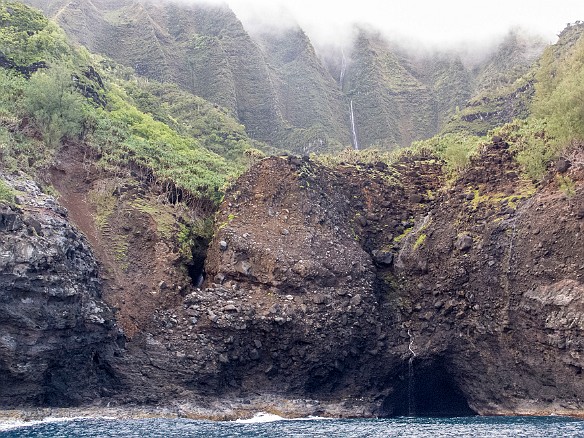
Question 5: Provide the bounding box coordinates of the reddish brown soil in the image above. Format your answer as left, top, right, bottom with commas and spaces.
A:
49, 143, 192, 338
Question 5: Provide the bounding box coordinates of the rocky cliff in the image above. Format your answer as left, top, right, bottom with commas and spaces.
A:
1, 139, 583, 417
200, 140, 584, 416
2, 1, 584, 419
0, 173, 119, 407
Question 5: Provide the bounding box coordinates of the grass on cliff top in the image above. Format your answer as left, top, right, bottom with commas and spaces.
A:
89, 84, 238, 204
108, 64, 266, 163
314, 131, 481, 179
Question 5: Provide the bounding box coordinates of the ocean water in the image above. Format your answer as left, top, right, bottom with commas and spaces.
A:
1, 413, 583, 438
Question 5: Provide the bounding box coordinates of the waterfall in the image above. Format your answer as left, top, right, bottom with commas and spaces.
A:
407, 329, 417, 417
195, 272, 205, 288
350, 100, 359, 150
340, 50, 347, 88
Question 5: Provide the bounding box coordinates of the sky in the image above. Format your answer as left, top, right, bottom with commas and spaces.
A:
217, 0, 584, 50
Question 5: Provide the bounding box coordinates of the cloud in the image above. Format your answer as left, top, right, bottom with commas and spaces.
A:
222, 0, 584, 50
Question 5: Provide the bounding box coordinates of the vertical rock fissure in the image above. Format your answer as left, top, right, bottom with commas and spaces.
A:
188, 236, 210, 288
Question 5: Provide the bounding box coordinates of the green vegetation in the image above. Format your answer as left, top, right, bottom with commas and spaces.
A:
0, 0, 582, 235
393, 226, 413, 244
112, 237, 129, 270
0, 2, 257, 207
466, 183, 536, 211
413, 233, 427, 250
18, 0, 559, 153
313, 21, 583, 188
23, 66, 86, 147
484, 23, 584, 181
217, 212, 236, 230
0, 179, 14, 205
177, 215, 213, 261
0, 2, 71, 65
255, 28, 349, 153
495, 119, 558, 180
411, 132, 482, 174
313, 147, 395, 167
532, 24, 584, 145
119, 77, 263, 163
88, 180, 118, 230
0, 2, 93, 173
442, 29, 546, 137
90, 85, 235, 203
557, 175, 576, 197
345, 32, 438, 148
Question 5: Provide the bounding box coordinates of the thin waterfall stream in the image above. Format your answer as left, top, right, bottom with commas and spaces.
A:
340, 50, 347, 88
350, 100, 359, 150
407, 329, 417, 417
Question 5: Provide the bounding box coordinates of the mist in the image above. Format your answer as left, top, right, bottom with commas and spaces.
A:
210, 0, 584, 53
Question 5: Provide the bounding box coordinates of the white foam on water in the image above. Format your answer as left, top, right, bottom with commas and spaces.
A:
0, 416, 116, 431
235, 412, 286, 423
234, 412, 333, 423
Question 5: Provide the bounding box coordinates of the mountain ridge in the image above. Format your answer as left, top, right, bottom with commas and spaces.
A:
23, 0, 548, 151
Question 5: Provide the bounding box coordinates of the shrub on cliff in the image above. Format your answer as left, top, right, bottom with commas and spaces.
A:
88, 85, 236, 204
495, 119, 558, 181
23, 66, 86, 147
0, 2, 70, 65
0, 179, 14, 205
491, 24, 584, 181
411, 132, 482, 174
533, 24, 584, 144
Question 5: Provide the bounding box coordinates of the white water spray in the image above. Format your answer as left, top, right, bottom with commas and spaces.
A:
350, 100, 359, 150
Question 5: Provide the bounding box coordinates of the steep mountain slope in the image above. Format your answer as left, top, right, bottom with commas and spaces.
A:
252, 27, 350, 152
23, 0, 547, 151
443, 30, 547, 135
341, 30, 473, 148
24, 0, 294, 148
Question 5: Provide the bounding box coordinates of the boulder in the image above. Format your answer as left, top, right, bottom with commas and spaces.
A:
455, 233, 473, 251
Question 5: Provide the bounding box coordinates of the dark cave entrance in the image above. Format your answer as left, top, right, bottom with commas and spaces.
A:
187, 235, 209, 288
381, 359, 477, 417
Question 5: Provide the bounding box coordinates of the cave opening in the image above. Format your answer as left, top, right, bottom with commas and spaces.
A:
381, 359, 476, 417
187, 235, 209, 288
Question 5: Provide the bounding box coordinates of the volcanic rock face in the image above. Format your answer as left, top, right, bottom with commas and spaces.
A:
202, 144, 584, 416
0, 175, 118, 407
375, 143, 584, 416
1, 143, 583, 417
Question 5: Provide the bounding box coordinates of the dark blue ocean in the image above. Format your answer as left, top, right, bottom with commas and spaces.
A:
1, 414, 584, 438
